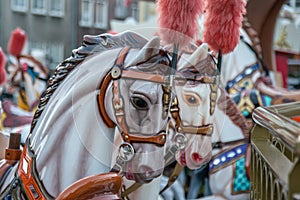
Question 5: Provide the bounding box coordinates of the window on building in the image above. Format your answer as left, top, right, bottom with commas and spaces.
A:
79, 0, 94, 27
138, 2, 156, 22
11, 0, 28, 12
31, 0, 47, 15
296, 0, 300, 8
48, 43, 64, 69
49, 0, 65, 17
30, 41, 64, 70
114, 0, 128, 19
287, 0, 300, 13
94, 0, 108, 29
131, 2, 139, 22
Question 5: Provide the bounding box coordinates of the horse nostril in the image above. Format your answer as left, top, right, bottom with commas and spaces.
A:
192, 152, 203, 163
140, 165, 154, 178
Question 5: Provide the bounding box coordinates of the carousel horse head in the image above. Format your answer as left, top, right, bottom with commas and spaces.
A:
166, 43, 221, 169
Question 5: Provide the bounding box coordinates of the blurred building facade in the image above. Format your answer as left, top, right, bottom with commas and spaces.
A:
0, 0, 75, 70
0, 0, 156, 71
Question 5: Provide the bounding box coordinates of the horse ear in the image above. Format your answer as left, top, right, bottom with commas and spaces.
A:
125, 36, 161, 67
0, 47, 7, 85
177, 43, 208, 70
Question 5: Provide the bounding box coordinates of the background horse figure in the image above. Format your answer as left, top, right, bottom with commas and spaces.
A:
3, 27, 49, 113
6, 51, 49, 113
0, 28, 50, 146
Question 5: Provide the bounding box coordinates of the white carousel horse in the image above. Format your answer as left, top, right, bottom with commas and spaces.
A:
171, 43, 218, 170
0, 31, 219, 200
177, 28, 258, 200
0, 32, 175, 199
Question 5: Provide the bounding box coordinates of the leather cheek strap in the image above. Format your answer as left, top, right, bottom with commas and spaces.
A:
97, 72, 115, 128
122, 133, 166, 146
97, 47, 131, 128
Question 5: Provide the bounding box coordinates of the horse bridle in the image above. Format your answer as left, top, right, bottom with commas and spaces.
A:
98, 48, 217, 142
98, 47, 219, 197
98, 47, 168, 147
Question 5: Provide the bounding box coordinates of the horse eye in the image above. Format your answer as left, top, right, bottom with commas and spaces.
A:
188, 96, 196, 103
131, 97, 149, 110
184, 94, 200, 105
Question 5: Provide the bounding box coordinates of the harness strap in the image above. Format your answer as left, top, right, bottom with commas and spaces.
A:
17, 144, 53, 200
122, 70, 166, 83
210, 83, 218, 115
0, 133, 22, 192
122, 133, 166, 146
159, 163, 183, 194
213, 138, 249, 149
97, 47, 131, 128
98, 71, 115, 128
121, 167, 184, 198
209, 142, 248, 174
121, 183, 142, 198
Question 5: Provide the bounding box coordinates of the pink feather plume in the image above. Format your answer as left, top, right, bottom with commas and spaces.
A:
7, 27, 27, 56
203, 0, 246, 54
0, 48, 7, 85
157, 0, 204, 46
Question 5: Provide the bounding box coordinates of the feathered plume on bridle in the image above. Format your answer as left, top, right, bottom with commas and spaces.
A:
157, 0, 204, 47
157, 0, 246, 54
203, 0, 247, 54
7, 27, 27, 57
0, 47, 7, 85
